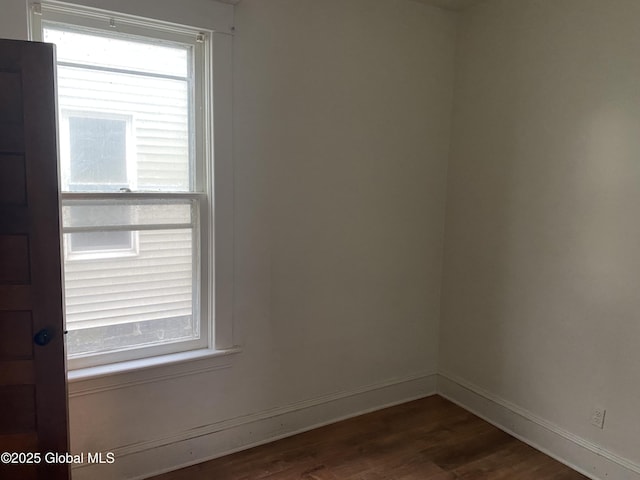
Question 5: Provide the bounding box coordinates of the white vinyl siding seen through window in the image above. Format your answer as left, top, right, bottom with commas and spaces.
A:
31, 2, 219, 369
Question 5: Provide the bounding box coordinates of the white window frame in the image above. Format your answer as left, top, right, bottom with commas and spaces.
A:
30, 0, 237, 374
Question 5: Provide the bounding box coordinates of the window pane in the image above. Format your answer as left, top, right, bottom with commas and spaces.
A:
66, 316, 197, 356
58, 64, 191, 192
43, 27, 189, 78
70, 231, 133, 252
63, 228, 196, 356
62, 200, 193, 229
38, 13, 210, 366
66, 203, 135, 255
69, 117, 127, 186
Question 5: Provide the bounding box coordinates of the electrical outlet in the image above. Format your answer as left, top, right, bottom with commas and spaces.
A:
591, 406, 606, 429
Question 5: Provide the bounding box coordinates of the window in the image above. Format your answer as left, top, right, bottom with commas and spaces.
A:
63, 113, 137, 257
68, 116, 128, 189
30, 2, 221, 369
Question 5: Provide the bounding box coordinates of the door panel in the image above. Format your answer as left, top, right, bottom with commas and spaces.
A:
0, 39, 70, 480
0, 154, 27, 205
0, 235, 31, 283
0, 311, 33, 358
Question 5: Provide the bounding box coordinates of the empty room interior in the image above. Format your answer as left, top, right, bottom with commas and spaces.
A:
1, 0, 639, 479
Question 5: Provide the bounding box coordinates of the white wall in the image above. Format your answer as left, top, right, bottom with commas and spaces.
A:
234, 0, 455, 400
2, 1, 457, 478
6, 0, 640, 477
440, 0, 640, 474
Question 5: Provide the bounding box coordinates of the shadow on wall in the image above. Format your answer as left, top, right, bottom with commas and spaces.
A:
440, 0, 640, 462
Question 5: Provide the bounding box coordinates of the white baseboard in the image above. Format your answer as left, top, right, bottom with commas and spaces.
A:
71, 372, 437, 480
71, 370, 640, 480
438, 372, 640, 480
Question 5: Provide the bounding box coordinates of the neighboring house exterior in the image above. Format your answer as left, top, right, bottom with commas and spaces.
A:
55, 54, 195, 354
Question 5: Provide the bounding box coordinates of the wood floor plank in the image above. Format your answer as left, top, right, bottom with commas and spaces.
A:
149, 396, 588, 480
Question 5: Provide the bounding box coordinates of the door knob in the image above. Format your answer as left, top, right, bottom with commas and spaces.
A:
34, 328, 53, 346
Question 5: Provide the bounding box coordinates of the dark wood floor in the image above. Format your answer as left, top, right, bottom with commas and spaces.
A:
150, 395, 588, 480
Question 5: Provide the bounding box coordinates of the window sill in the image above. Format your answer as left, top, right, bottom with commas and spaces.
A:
67, 347, 241, 397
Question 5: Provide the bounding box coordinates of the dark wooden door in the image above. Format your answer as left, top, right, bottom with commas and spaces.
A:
0, 39, 70, 480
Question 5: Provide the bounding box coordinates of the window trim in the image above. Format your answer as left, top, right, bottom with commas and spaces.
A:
29, 0, 238, 373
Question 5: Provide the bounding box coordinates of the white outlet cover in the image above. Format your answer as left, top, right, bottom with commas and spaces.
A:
591, 407, 606, 429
